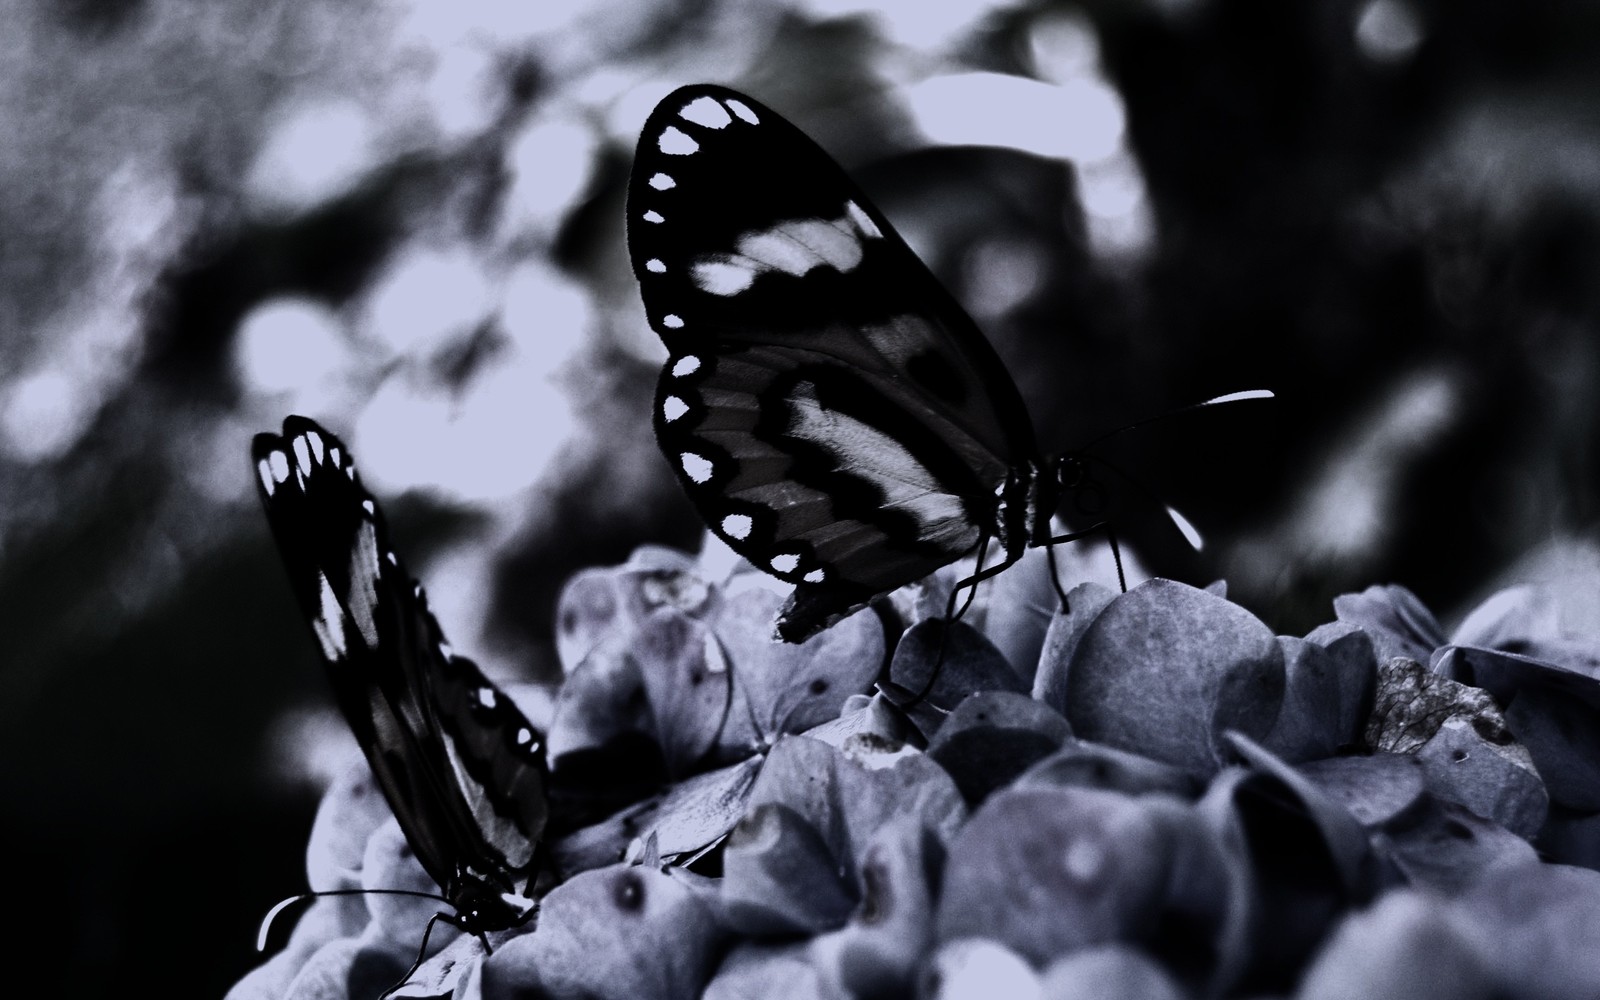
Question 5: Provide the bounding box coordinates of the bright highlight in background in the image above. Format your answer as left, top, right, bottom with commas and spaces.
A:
905, 72, 1126, 165
235, 298, 350, 394
246, 100, 377, 214
364, 247, 495, 355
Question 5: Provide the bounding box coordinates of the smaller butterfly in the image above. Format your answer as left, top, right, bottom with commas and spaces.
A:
252, 416, 550, 961
627, 85, 1269, 642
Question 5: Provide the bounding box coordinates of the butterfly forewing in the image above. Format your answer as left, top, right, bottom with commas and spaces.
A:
252, 416, 547, 929
628, 85, 1043, 639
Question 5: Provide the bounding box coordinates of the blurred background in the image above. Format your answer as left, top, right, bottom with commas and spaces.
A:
1, 0, 1596, 994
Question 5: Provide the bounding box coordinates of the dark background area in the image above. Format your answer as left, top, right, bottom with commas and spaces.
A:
1, 0, 1596, 996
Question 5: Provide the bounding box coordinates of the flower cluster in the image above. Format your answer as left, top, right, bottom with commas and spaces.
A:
229, 544, 1600, 999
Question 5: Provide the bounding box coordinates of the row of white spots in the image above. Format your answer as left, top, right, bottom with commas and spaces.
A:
641, 97, 763, 330
645, 95, 828, 591
257, 429, 356, 500
690, 201, 882, 298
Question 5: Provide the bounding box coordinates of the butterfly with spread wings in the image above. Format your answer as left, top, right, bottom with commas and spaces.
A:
252, 416, 549, 950
628, 85, 1262, 643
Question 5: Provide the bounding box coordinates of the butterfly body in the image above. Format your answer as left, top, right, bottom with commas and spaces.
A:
253, 416, 549, 937
628, 85, 1074, 640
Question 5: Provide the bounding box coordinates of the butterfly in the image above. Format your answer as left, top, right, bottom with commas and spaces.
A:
252, 416, 550, 949
627, 85, 1259, 643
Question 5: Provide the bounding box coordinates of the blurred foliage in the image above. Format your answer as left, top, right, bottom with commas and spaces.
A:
0, 0, 1597, 995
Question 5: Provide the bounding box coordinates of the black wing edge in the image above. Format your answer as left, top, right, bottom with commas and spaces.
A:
250, 415, 550, 916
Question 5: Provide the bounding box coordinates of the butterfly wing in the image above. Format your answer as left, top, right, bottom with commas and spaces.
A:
252, 416, 548, 923
627, 85, 1041, 640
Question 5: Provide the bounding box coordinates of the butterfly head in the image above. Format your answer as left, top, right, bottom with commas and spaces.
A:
1048, 453, 1110, 522
448, 868, 539, 934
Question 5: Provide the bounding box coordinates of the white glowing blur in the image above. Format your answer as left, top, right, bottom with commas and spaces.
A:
246, 100, 377, 214
353, 347, 576, 503
905, 73, 1126, 166
499, 262, 591, 365
418, 42, 499, 140
1355, 0, 1423, 63
501, 115, 600, 237
363, 247, 494, 355
925, 939, 1043, 1000
0, 367, 92, 463
1297, 368, 1461, 564
794, 0, 1011, 50
235, 297, 351, 394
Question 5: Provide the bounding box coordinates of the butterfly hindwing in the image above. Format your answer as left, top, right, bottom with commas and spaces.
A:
253, 416, 547, 929
628, 85, 1043, 639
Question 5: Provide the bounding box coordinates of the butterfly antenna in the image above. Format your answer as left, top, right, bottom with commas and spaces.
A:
378, 910, 464, 1000
255, 888, 455, 951
1062, 456, 1206, 556
1076, 389, 1275, 456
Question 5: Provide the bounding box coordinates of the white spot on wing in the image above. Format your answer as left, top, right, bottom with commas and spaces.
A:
727, 99, 759, 124
663, 314, 684, 329
477, 687, 497, 709
646, 258, 666, 273
662, 395, 688, 422
687, 208, 873, 298
658, 126, 699, 155
771, 553, 800, 574
672, 355, 700, 377
649, 173, 675, 190
679, 96, 733, 129
804, 568, 825, 583
722, 513, 752, 540
692, 259, 757, 295
268, 450, 290, 484
681, 452, 713, 483
292, 436, 313, 476
306, 430, 325, 464
643, 210, 664, 223
329, 446, 343, 467
361, 499, 375, 515
257, 458, 277, 495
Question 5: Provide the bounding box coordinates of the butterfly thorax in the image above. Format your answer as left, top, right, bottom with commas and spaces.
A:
994, 458, 1062, 559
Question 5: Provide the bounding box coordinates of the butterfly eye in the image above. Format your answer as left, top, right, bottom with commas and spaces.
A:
1055, 456, 1088, 490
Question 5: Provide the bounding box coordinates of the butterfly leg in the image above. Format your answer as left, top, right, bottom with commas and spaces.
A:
942, 534, 993, 626
1041, 521, 1128, 612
